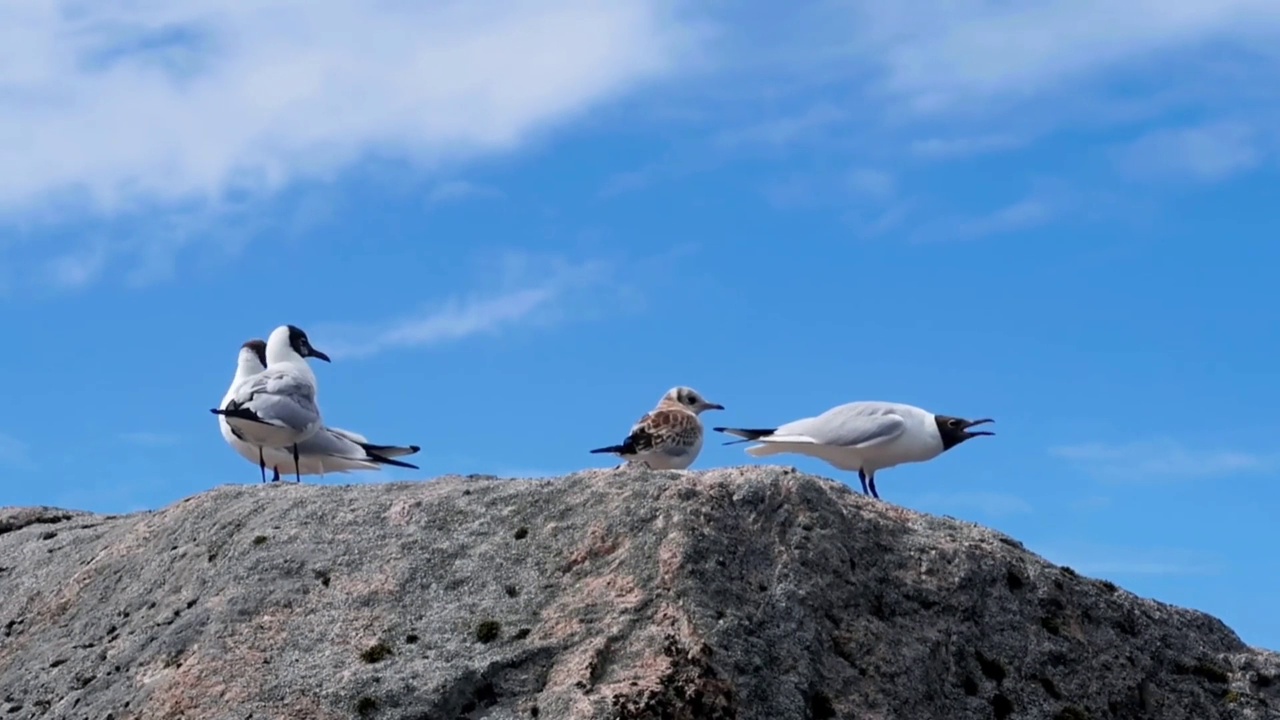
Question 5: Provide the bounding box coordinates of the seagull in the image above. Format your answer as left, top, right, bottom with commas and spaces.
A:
217, 339, 422, 482
714, 401, 994, 500
589, 386, 724, 470
211, 325, 329, 483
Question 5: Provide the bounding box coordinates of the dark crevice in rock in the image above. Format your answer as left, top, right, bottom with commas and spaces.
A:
0, 509, 80, 536
610, 634, 737, 720
420, 648, 557, 720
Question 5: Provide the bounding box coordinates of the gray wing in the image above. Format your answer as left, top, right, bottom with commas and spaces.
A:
776, 404, 907, 448
326, 426, 417, 458
296, 426, 366, 459
327, 427, 370, 444
234, 368, 319, 431
242, 392, 318, 432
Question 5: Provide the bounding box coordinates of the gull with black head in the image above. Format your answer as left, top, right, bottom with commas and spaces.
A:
714, 400, 994, 500
216, 339, 422, 482
211, 325, 330, 483
590, 386, 725, 470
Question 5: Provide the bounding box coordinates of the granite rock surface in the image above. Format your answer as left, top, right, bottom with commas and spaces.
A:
1, 466, 1276, 720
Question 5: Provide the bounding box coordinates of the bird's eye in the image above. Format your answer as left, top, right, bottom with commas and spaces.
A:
948, 419, 962, 428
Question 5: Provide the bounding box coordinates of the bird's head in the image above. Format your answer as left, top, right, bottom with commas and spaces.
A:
662, 386, 725, 414
934, 415, 995, 450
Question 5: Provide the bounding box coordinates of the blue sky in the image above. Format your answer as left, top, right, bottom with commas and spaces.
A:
2, 1, 1278, 650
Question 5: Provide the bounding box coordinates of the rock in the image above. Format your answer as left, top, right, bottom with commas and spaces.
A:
0, 466, 1275, 720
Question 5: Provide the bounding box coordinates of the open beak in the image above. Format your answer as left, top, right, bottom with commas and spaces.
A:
308, 348, 331, 363
963, 418, 995, 436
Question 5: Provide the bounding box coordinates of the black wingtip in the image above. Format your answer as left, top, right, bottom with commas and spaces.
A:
712, 426, 776, 437
713, 426, 777, 446
361, 442, 423, 457
212, 406, 267, 424
365, 449, 420, 470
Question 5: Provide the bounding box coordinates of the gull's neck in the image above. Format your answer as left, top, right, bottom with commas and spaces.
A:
234, 353, 265, 384
264, 343, 304, 367
654, 398, 688, 413
265, 345, 319, 390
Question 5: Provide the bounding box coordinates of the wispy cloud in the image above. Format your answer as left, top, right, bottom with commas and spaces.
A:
836, 1, 1280, 114
845, 168, 896, 201
954, 197, 1054, 239
1036, 542, 1221, 577
914, 491, 1033, 518
316, 251, 619, 359
599, 165, 664, 197
45, 241, 112, 290
0, 431, 29, 467
0, 2, 697, 217
910, 135, 1027, 160
713, 105, 849, 149
596, 148, 723, 199
1050, 439, 1278, 481
1071, 495, 1112, 511
911, 194, 1055, 243
1116, 121, 1264, 183
426, 180, 505, 206
23, 200, 275, 292
762, 166, 899, 210
118, 432, 182, 448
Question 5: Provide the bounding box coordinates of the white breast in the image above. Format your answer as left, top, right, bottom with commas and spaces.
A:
859, 409, 943, 473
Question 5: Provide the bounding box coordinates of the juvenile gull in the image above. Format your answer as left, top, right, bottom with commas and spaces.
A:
590, 386, 724, 470
211, 324, 329, 483
217, 339, 422, 482
714, 400, 994, 499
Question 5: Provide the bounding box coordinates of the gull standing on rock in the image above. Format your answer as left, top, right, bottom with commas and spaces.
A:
211, 325, 329, 483
217, 339, 422, 482
589, 386, 724, 470
714, 401, 994, 500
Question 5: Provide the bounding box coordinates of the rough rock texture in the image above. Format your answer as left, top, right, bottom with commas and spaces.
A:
1, 466, 1277, 720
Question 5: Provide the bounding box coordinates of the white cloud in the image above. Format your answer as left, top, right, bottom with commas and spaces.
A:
25, 202, 265, 291
45, 241, 112, 290
1036, 542, 1220, 576
0, 0, 699, 216
118, 431, 182, 447
947, 194, 1054, 239
1071, 495, 1112, 511
914, 491, 1032, 518
910, 135, 1027, 160
761, 167, 898, 211
599, 165, 662, 197
712, 105, 848, 148
426, 180, 504, 206
845, 167, 895, 201
842, 0, 1280, 113
0, 432, 30, 467
1116, 121, 1263, 183
1050, 439, 1277, 481
316, 250, 617, 359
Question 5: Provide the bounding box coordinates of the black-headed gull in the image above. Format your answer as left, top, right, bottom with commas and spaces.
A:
216, 338, 421, 482
211, 325, 329, 483
715, 400, 994, 499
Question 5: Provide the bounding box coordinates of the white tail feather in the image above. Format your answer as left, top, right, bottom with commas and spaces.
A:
743, 435, 818, 457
